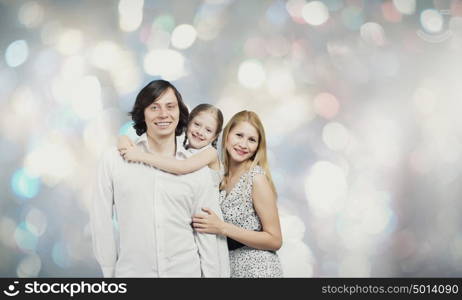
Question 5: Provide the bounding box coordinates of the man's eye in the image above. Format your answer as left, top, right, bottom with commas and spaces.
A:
151, 106, 158, 110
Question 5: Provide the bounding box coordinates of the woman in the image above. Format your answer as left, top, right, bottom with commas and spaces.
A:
192, 110, 283, 277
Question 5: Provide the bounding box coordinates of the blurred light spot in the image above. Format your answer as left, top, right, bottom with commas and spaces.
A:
84, 109, 118, 157
322, 122, 350, 151
112, 67, 141, 95
119, 0, 144, 32
238, 59, 266, 89
286, 0, 307, 24
302, 1, 329, 26
53, 73, 102, 117
394, 229, 418, 259
119, 121, 138, 141
420, 9, 444, 33
194, 3, 227, 41
244, 37, 267, 58
264, 95, 314, 139
171, 24, 197, 49
305, 161, 347, 216
91, 41, 121, 70
147, 28, 171, 49
313, 92, 340, 119
104, 50, 141, 95
0, 68, 19, 97
144, 49, 186, 81
361, 116, 402, 168
5, 40, 29, 67
60, 55, 85, 80
339, 256, 371, 277
57, 29, 83, 55
11, 169, 40, 199
381, 1, 402, 23
266, 0, 288, 26
11, 86, 39, 118
337, 222, 369, 251
266, 69, 295, 97
373, 51, 400, 77
18, 2, 44, 28
34, 49, 60, 78
342, 6, 364, 30
17, 254, 41, 277
417, 28, 453, 43
326, 40, 351, 57
215, 95, 247, 123
14, 222, 38, 252
52, 242, 71, 268
362, 203, 393, 235
25, 208, 47, 237
278, 208, 314, 277
265, 36, 290, 57
70, 76, 103, 120
409, 148, 432, 174
40, 21, 61, 45
152, 14, 175, 32
0, 218, 17, 248
360, 22, 386, 46
392, 0, 415, 15
449, 16, 462, 32
24, 140, 77, 186
324, 0, 343, 11
413, 87, 437, 116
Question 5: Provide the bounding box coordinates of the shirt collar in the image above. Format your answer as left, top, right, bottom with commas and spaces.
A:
134, 133, 189, 158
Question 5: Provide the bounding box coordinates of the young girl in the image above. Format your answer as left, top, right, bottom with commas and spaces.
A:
118, 104, 223, 177
191, 110, 283, 278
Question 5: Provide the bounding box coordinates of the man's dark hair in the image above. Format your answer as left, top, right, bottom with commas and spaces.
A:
129, 80, 189, 136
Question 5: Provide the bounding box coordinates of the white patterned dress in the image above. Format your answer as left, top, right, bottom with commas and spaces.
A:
219, 166, 283, 278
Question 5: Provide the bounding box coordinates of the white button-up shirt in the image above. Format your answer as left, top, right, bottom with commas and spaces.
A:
91, 133, 230, 277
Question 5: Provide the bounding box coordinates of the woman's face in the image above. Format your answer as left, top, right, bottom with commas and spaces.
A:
186, 111, 218, 149
225, 121, 259, 164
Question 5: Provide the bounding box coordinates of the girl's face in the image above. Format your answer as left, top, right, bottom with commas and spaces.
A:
225, 121, 259, 164
187, 111, 219, 149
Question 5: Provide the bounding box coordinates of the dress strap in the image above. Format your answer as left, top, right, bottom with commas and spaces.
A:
249, 165, 265, 178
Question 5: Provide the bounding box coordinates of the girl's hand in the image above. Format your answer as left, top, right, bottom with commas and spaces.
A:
192, 208, 226, 235
117, 135, 134, 154
120, 147, 144, 163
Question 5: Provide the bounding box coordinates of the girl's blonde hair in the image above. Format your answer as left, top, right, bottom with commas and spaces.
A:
221, 110, 277, 196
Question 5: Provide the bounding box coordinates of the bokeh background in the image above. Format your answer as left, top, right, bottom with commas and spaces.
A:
1, 0, 462, 277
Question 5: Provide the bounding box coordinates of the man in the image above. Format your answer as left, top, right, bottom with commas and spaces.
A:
91, 80, 229, 277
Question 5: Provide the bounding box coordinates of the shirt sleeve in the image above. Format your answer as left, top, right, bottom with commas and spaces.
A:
90, 150, 118, 278
193, 170, 230, 278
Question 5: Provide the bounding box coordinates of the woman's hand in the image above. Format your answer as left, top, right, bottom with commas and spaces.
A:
120, 146, 145, 163
192, 208, 226, 236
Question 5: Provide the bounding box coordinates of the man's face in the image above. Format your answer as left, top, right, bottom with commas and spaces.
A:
143, 88, 180, 139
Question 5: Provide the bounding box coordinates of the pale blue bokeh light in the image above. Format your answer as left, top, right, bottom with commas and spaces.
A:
11, 169, 40, 199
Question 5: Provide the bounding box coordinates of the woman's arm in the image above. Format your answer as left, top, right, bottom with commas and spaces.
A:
193, 174, 282, 251
122, 146, 218, 175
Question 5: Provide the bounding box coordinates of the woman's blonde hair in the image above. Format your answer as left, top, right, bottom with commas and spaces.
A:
221, 110, 277, 196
